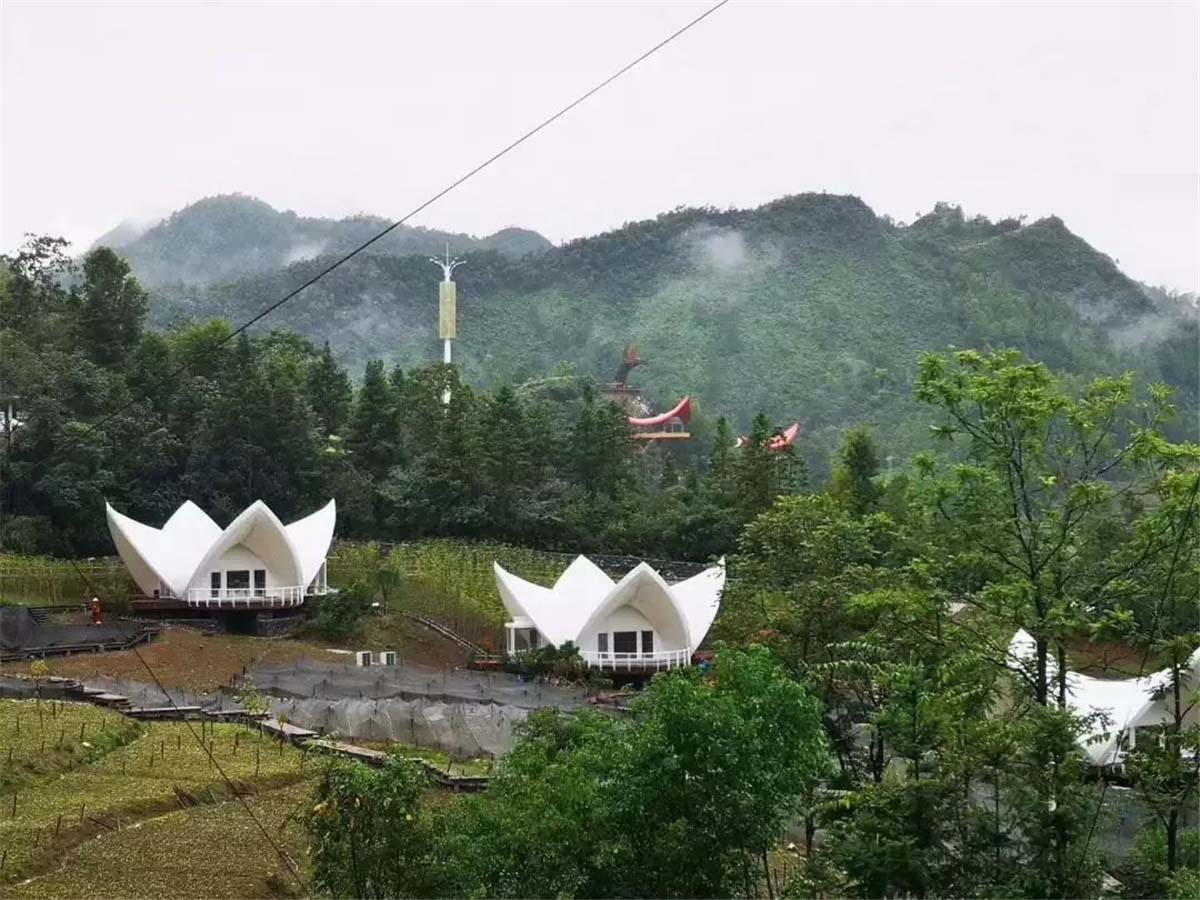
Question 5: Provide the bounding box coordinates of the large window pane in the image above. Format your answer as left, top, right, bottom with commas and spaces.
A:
613, 631, 637, 654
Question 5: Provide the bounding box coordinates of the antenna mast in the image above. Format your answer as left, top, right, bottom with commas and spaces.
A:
429, 242, 465, 403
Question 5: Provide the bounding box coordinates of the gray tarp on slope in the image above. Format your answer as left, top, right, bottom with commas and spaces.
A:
246, 659, 587, 709
0, 607, 140, 653
247, 660, 575, 758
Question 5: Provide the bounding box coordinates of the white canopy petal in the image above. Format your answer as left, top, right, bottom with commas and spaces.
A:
284, 499, 337, 587
667, 558, 726, 650
576, 563, 691, 650
106, 501, 221, 597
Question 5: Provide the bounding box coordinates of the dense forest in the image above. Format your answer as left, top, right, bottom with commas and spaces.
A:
0, 237, 800, 558
105, 192, 1198, 480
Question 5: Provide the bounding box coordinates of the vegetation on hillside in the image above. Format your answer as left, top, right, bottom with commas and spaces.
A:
0, 240, 800, 556
1, 194, 1197, 899
0, 703, 310, 890
124, 194, 1197, 478
93, 193, 551, 286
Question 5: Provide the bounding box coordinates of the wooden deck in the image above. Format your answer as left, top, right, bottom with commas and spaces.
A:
128, 595, 305, 614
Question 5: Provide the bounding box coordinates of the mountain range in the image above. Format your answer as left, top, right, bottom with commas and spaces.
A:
96, 193, 1198, 475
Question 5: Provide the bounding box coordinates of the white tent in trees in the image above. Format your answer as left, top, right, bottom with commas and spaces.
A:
1007, 629, 1200, 767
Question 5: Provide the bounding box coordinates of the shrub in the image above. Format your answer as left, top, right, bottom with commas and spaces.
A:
1119, 827, 1200, 899
311, 581, 373, 641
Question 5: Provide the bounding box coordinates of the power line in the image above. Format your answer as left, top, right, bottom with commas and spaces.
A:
22, 0, 732, 477
130, 643, 312, 898
66, 559, 309, 896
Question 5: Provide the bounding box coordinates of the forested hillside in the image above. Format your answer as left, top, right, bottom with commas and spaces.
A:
134, 194, 1198, 473
95, 194, 551, 286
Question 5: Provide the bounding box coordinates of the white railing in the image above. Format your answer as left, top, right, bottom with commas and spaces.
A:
184, 585, 307, 608
579, 648, 693, 671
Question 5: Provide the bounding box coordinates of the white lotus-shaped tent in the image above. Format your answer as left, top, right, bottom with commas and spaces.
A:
1007, 629, 1200, 766
106, 499, 336, 608
493, 556, 724, 670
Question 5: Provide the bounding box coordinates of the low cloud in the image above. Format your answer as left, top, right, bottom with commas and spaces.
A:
284, 240, 327, 265
684, 225, 749, 272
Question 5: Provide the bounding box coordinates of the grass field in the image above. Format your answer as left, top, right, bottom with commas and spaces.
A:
0, 700, 312, 892
7, 779, 315, 899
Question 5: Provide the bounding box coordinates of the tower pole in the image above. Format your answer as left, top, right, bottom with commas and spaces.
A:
429, 243, 464, 405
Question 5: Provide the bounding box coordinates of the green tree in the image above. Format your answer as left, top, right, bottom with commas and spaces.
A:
306, 755, 435, 898
309, 647, 831, 899
308, 341, 353, 437
830, 427, 882, 516
914, 349, 1178, 706
73, 247, 149, 368
347, 360, 401, 479
0, 235, 73, 344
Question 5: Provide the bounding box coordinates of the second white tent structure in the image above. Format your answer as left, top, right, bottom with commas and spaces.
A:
493, 555, 724, 671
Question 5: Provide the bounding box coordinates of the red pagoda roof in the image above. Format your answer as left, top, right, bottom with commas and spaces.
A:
627, 396, 692, 428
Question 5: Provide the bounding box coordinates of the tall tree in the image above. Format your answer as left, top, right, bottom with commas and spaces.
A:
347, 360, 401, 480
915, 349, 1178, 705
308, 341, 353, 437
73, 247, 148, 368
830, 427, 882, 516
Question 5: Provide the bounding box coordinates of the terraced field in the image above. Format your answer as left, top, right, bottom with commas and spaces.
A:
0, 701, 314, 897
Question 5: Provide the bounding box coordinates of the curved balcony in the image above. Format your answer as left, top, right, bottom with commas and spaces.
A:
579, 648, 693, 671
183, 586, 307, 609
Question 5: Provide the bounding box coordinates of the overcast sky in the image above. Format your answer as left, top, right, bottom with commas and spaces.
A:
2, 1, 1197, 291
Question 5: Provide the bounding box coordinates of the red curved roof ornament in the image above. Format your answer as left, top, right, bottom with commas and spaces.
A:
769, 422, 800, 450
734, 422, 801, 451
628, 396, 692, 428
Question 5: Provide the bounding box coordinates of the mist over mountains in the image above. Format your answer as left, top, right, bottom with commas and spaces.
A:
98, 192, 1197, 474
93, 194, 552, 286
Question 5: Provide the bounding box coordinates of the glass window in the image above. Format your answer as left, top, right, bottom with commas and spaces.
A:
514, 628, 538, 654
210, 572, 221, 598
253, 569, 266, 596
598, 633, 609, 656
613, 631, 637, 654
226, 570, 250, 593
641, 631, 654, 656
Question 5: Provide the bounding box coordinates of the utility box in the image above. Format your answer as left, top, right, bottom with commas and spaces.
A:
438, 281, 457, 340
355, 650, 372, 667
380, 650, 398, 666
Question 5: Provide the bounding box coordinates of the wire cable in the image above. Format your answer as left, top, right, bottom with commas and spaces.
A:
24, 0, 732, 474
130, 643, 312, 898
66, 558, 310, 896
